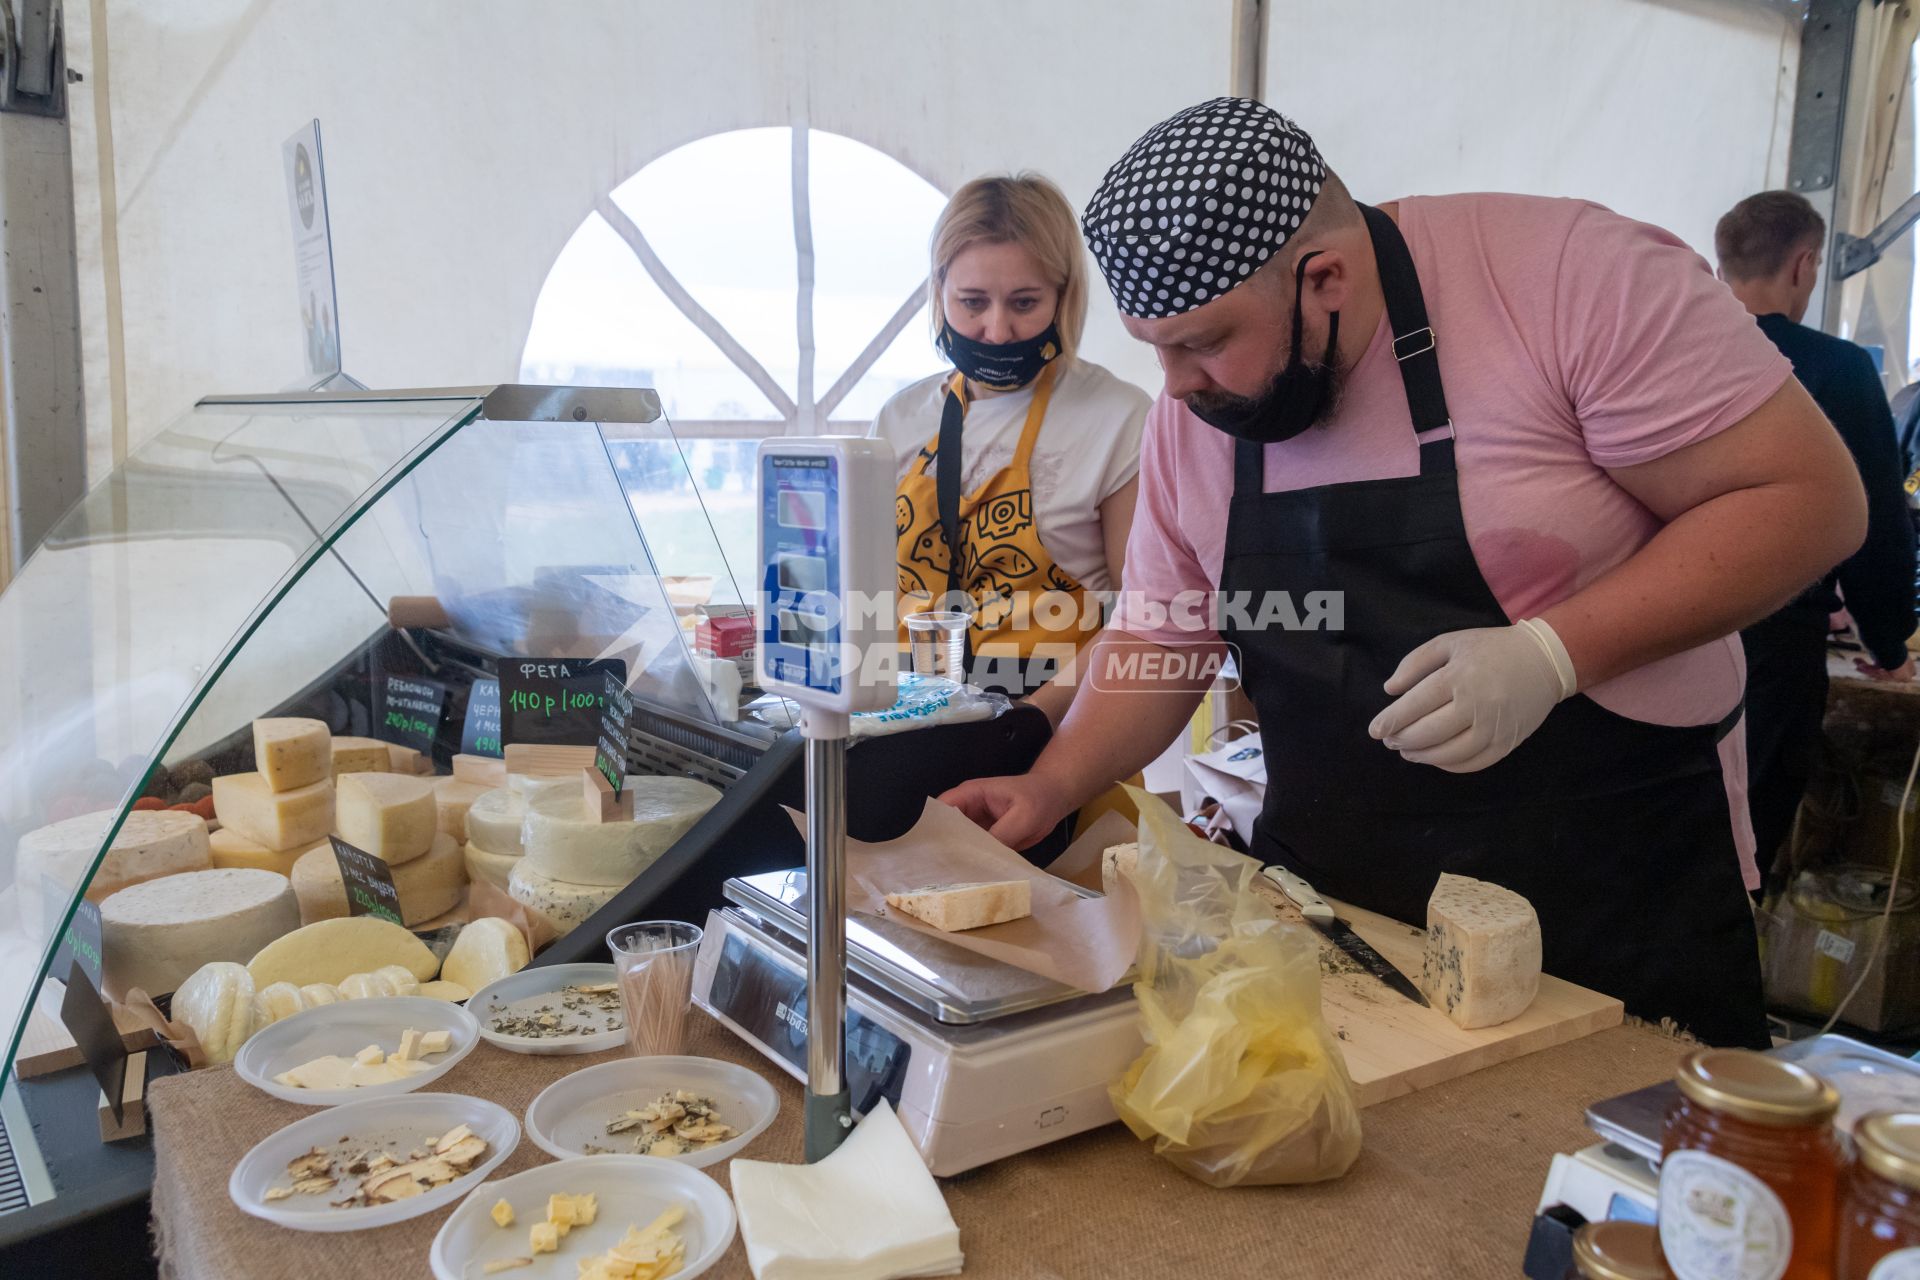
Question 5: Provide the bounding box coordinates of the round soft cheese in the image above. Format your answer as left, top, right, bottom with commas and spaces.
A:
100, 867, 300, 1001
521, 776, 720, 887
172, 961, 255, 1064
464, 788, 529, 857
463, 841, 520, 895
17, 809, 212, 931
508, 859, 621, 935
290, 831, 465, 926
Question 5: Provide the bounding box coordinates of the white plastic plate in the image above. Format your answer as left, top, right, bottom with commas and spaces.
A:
229, 1092, 518, 1233
524, 1055, 779, 1168
233, 996, 481, 1106
431, 1154, 735, 1280
469, 962, 625, 1056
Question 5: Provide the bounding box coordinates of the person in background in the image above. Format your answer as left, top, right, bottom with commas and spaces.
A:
1715, 191, 1917, 888
871, 173, 1148, 726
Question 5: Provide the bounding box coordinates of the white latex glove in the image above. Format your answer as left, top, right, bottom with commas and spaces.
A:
1367, 618, 1577, 773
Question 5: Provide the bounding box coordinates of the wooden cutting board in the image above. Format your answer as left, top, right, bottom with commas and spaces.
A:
1249, 878, 1624, 1107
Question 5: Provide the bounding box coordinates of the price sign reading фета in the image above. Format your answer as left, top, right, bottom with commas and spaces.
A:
500, 658, 627, 749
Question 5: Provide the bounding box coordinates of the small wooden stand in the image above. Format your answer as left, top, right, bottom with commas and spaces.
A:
451, 753, 508, 788
582, 767, 634, 823
503, 743, 598, 778
98, 1050, 148, 1142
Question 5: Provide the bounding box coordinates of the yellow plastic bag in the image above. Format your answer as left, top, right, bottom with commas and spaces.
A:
1108, 787, 1363, 1187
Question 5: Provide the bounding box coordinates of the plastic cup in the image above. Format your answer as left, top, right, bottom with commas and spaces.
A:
606, 921, 703, 1056
905, 610, 968, 679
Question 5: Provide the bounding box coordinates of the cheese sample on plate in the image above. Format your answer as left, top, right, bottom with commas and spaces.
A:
440, 916, 530, 993
290, 831, 465, 925
251, 718, 331, 792
521, 775, 720, 887
330, 736, 392, 776
885, 880, 1031, 933
1419, 872, 1543, 1029
15, 809, 212, 927
463, 841, 519, 895
209, 826, 316, 876
246, 915, 439, 989
508, 860, 621, 934
464, 788, 530, 857
100, 867, 301, 1000
172, 961, 255, 1064
335, 773, 437, 864
433, 777, 491, 844
212, 773, 334, 851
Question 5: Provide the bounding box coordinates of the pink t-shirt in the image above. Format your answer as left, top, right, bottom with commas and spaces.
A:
1115, 193, 1794, 887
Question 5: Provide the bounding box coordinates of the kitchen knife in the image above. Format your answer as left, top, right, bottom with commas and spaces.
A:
1261, 866, 1430, 1007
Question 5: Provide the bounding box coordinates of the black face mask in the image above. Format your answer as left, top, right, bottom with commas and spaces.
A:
1188, 251, 1341, 443
938, 321, 1062, 392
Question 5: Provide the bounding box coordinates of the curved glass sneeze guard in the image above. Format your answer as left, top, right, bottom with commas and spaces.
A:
0, 387, 748, 1102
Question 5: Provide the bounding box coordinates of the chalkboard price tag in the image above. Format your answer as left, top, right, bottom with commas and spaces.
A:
461, 678, 503, 758
500, 658, 627, 749
60, 955, 128, 1121
595, 668, 633, 795
331, 836, 403, 925
380, 674, 448, 756
44, 882, 105, 994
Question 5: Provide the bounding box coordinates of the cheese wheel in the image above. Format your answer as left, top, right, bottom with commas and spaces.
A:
521, 775, 719, 887
251, 718, 331, 792
100, 867, 301, 1001
252, 980, 309, 1027
16, 809, 212, 934
335, 773, 436, 864
246, 916, 439, 989
508, 860, 621, 935
434, 777, 491, 844
209, 826, 316, 876
463, 841, 519, 895
330, 736, 391, 776
441, 916, 530, 993
212, 773, 334, 851
386, 743, 423, 774
172, 961, 255, 1064
465, 788, 529, 856
290, 831, 465, 926
418, 979, 470, 1002
1419, 873, 1542, 1029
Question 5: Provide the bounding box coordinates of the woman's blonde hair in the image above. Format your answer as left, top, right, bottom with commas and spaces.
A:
929, 172, 1088, 359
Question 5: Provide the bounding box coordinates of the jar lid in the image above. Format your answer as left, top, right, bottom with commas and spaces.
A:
1673, 1050, 1839, 1127
1572, 1221, 1669, 1280
1857, 1112, 1920, 1189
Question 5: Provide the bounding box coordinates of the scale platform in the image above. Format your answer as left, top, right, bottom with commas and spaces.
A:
693, 870, 1143, 1176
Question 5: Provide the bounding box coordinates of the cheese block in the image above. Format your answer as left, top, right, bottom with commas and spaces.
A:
246, 916, 439, 989
330, 736, 392, 776
1419, 872, 1543, 1029
441, 917, 530, 993
434, 778, 491, 844
16, 809, 212, 924
419, 980, 470, 1002
335, 773, 437, 864
463, 841, 519, 895
251, 981, 309, 1027
386, 743, 423, 775
172, 961, 255, 1064
885, 880, 1031, 932
521, 775, 720, 887
452, 754, 508, 788
212, 773, 334, 852
290, 832, 465, 926
465, 788, 530, 856
100, 868, 301, 1001
1101, 843, 1140, 896
508, 860, 621, 935
251, 718, 331, 792
209, 826, 317, 876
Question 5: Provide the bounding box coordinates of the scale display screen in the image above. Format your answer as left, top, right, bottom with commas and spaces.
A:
777, 486, 827, 531
760, 453, 844, 691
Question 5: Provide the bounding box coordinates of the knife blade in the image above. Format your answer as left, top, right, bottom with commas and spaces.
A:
1261, 866, 1430, 1007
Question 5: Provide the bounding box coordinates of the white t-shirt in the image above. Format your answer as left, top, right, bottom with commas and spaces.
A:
868, 356, 1148, 594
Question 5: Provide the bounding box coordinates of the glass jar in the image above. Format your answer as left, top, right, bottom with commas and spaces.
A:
1659, 1049, 1844, 1280
1571, 1220, 1671, 1279
1836, 1112, 1920, 1279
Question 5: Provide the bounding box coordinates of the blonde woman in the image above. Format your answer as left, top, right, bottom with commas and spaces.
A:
872, 173, 1147, 725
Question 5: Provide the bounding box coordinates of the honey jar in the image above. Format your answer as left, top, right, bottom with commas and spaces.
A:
1571, 1220, 1671, 1279
1659, 1049, 1844, 1280
1836, 1111, 1920, 1279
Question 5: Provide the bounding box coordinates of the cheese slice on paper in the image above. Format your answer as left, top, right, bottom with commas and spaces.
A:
335, 773, 437, 864
1419, 872, 1542, 1029
251, 718, 331, 792
885, 880, 1031, 933
212, 773, 334, 852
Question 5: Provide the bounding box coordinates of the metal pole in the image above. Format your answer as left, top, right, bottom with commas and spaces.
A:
802, 708, 851, 1162
1228, 0, 1265, 101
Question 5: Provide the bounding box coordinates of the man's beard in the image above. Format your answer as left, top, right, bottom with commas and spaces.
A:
1187, 355, 1347, 432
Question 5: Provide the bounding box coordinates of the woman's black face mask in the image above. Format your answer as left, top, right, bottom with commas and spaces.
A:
1187, 250, 1341, 443
938, 320, 1062, 392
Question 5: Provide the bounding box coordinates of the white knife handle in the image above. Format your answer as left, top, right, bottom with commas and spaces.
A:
1262, 866, 1337, 924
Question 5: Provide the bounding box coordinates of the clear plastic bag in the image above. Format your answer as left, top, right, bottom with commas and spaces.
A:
1108, 786, 1363, 1187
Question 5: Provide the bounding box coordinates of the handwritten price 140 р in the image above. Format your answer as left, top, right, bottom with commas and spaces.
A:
506, 690, 604, 718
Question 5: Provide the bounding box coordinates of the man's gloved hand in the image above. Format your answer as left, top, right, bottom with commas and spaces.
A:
1368, 618, 1578, 773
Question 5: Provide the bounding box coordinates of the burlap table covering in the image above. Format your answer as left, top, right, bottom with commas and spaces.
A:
149, 1012, 1685, 1278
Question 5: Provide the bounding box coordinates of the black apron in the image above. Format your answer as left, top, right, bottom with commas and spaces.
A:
1222, 205, 1769, 1048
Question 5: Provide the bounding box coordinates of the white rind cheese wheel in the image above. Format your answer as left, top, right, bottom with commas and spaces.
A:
212, 773, 334, 851
1419, 873, 1543, 1029
521, 775, 719, 887
335, 773, 437, 864
100, 867, 300, 1001
434, 778, 491, 844
330, 736, 391, 776
209, 826, 316, 876
465, 788, 530, 857
251, 980, 309, 1027
172, 961, 255, 1063
252, 718, 331, 792
15, 810, 213, 937
290, 831, 464, 926
508, 860, 621, 935
246, 916, 439, 989
463, 841, 519, 895
440, 917, 530, 993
